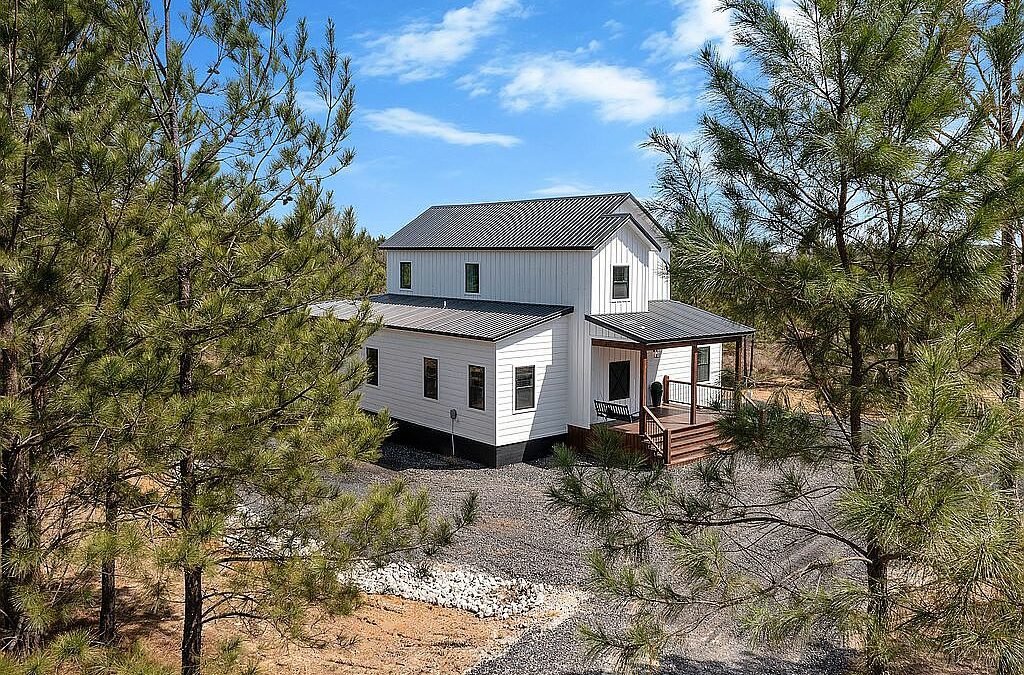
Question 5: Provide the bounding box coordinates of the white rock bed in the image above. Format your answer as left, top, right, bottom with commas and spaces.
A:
350, 562, 552, 619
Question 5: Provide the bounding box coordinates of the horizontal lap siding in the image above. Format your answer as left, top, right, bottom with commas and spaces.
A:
590, 344, 724, 421
652, 345, 723, 387
359, 329, 497, 445
495, 318, 570, 445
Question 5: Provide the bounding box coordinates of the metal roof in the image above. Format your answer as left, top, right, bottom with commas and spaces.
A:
313, 294, 574, 342
381, 193, 661, 250
587, 300, 754, 345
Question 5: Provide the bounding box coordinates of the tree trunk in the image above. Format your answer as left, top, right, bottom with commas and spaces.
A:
866, 545, 890, 675
99, 462, 118, 645
181, 563, 202, 675
998, 0, 1022, 402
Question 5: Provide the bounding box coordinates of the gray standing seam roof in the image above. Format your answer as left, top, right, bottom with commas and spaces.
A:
381, 193, 661, 250
587, 300, 754, 345
313, 294, 573, 342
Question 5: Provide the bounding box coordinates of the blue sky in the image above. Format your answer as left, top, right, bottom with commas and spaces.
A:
287, 0, 730, 237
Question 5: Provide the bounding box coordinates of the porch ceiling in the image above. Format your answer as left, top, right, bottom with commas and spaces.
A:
587, 300, 754, 347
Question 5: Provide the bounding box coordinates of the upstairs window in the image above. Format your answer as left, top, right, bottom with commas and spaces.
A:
399, 261, 413, 290
468, 365, 485, 410
609, 360, 630, 400
611, 265, 629, 300
697, 346, 711, 383
465, 262, 480, 294
365, 347, 378, 386
423, 357, 438, 399
514, 366, 535, 411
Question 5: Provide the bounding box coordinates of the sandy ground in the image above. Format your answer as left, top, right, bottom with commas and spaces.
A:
124, 593, 566, 674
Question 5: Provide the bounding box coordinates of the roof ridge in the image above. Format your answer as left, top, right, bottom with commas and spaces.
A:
426, 191, 630, 209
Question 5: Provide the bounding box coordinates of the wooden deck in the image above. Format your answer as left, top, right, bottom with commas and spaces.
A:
568, 403, 734, 467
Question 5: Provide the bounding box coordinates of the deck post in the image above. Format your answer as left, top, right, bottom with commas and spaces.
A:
662, 374, 670, 404
639, 346, 648, 433
734, 336, 744, 410
689, 344, 698, 425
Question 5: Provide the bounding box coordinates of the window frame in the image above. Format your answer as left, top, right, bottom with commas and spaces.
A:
696, 345, 711, 383
399, 261, 413, 290
513, 365, 536, 412
611, 265, 630, 300
464, 262, 480, 294
468, 364, 486, 410
365, 347, 378, 387
422, 357, 438, 399
608, 360, 631, 400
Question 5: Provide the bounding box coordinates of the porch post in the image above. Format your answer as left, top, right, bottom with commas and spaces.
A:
689, 344, 699, 425
639, 346, 648, 433
734, 336, 744, 410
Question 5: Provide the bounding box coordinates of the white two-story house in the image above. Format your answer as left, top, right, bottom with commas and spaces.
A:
317, 193, 754, 467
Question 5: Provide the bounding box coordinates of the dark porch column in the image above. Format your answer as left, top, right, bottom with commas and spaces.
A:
734, 336, 744, 409
639, 346, 648, 433
689, 344, 699, 425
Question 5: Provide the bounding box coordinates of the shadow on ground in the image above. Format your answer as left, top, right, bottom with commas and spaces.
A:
655, 647, 855, 674
562, 646, 855, 675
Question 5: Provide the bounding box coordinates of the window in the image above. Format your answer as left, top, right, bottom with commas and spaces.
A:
399, 261, 412, 290
697, 346, 711, 383
468, 365, 485, 410
423, 357, 438, 399
365, 347, 378, 386
611, 265, 629, 300
514, 366, 535, 411
609, 360, 630, 400
465, 263, 480, 294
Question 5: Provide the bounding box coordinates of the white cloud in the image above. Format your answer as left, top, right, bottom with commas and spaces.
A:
363, 108, 521, 147
603, 19, 625, 38
361, 0, 523, 82
644, 0, 800, 67
643, 0, 735, 66
296, 90, 329, 114
531, 182, 597, 197
496, 56, 684, 123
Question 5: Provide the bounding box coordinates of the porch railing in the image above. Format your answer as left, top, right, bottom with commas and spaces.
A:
666, 380, 740, 413
640, 406, 668, 462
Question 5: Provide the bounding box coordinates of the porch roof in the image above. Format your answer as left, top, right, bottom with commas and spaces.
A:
586, 300, 753, 346
312, 293, 573, 342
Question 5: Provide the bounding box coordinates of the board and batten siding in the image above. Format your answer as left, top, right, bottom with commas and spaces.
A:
494, 317, 571, 446
358, 328, 497, 445
385, 249, 591, 306
590, 222, 670, 314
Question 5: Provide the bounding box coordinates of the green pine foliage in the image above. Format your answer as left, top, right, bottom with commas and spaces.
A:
3, 1, 475, 672
551, 0, 1024, 672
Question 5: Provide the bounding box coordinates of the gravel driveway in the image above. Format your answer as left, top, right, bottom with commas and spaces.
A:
336, 443, 854, 675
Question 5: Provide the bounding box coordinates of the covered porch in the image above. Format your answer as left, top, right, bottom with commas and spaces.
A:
572, 301, 755, 466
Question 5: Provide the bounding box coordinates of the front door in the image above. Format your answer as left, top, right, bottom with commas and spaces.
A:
608, 360, 630, 401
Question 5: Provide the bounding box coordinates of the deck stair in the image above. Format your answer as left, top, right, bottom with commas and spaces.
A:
666, 422, 732, 465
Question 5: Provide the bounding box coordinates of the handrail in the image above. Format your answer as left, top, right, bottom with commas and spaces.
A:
665, 379, 750, 414
641, 405, 668, 462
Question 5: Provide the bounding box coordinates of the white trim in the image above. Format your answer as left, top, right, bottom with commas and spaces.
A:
610, 264, 630, 301
512, 364, 537, 413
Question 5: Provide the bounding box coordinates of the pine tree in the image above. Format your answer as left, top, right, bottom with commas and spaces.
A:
0, 0, 151, 649
970, 0, 1024, 401
550, 0, 1020, 671
121, 2, 476, 673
